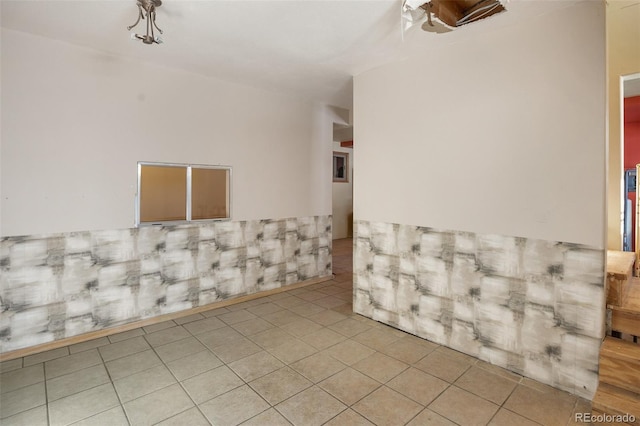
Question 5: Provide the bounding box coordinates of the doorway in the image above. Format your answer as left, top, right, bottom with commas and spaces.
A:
621, 73, 640, 255
332, 124, 353, 240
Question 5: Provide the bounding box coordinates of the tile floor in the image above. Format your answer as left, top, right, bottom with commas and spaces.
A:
0, 239, 593, 426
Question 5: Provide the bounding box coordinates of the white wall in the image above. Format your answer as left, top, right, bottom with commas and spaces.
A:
332, 142, 353, 239
354, 1, 605, 248
1, 29, 331, 237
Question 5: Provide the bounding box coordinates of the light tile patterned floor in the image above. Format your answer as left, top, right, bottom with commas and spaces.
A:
0, 238, 592, 425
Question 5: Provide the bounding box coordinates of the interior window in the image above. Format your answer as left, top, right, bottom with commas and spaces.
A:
137, 162, 231, 225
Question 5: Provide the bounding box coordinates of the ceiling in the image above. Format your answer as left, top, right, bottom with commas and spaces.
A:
1, 0, 584, 109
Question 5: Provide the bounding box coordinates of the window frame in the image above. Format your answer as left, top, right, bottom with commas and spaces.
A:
135, 161, 232, 226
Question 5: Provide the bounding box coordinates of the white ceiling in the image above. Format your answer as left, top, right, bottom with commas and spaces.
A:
1, 0, 583, 109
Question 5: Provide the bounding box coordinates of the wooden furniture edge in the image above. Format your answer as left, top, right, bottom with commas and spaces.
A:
0, 275, 333, 362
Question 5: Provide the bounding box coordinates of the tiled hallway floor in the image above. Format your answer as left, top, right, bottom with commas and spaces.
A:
1, 239, 592, 425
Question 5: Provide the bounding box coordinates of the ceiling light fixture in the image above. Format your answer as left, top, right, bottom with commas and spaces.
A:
127, 0, 163, 45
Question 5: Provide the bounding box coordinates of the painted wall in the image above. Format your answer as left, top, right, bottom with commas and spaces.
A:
332, 142, 353, 239
1, 28, 332, 237
353, 1, 605, 399
355, 1, 605, 248
0, 29, 335, 353
607, 0, 640, 250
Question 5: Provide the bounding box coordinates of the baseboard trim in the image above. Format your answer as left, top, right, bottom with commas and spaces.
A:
0, 275, 333, 362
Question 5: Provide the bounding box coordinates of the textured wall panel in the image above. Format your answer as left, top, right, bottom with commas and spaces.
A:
353, 220, 604, 399
0, 216, 331, 353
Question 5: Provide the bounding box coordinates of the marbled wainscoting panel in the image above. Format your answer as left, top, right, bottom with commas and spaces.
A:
0, 216, 331, 353
353, 220, 604, 399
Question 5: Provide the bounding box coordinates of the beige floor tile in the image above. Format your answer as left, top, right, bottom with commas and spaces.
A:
0, 358, 23, 373
226, 299, 265, 311
267, 339, 318, 364
23, 347, 69, 367
406, 408, 457, 426
352, 328, 403, 351
504, 383, 577, 426
0, 363, 44, 394
392, 332, 438, 347
45, 348, 103, 380
413, 349, 473, 382
182, 316, 226, 335
297, 290, 329, 301
181, 365, 243, 404
154, 336, 207, 363
273, 296, 306, 309
99, 336, 150, 362
317, 285, 348, 296
250, 328, 298, 350
218, 309, 258, 325
246, 302, 285, 316
314, 296, 348, 309
352, 386, 423, 426
123, 383, 194, 426
300, 328, 346, 350
105, 349, 162, 380
263, 309, 305, 326
0, 382, 46, 419
201, 306, 231, 317
378, 336, 438, 364
249, 367, 312, 405
142, 320, 177, 334
328, 318, 372, 337
166, 349, 222, 380
107, 328, 145, 343
231, 317, 275, 336
307, 309, 348, 326
69, 337, 110, 354
196, 326, 244, 349
324, 408, 375, 426
228, 351, 284, 382
489, 408, 540, 426
429, 386, 499, 426
334, 290, 354, 301
288, 302, 327, 317
113, 364, 176, 402
0, 405, 48, 426
48, 383, 119, 426
352, 352, 409, 383
291, 352, 347, 383
331, 302, 354, 316
475, 360, 523, 382
144, 326, 191, 347
435, 346, 478, 363
73, 406, 129, 426
319, 367, 381, 405
568, 398, 592, 426
156, 407, 210, 426
211, 336, 263, 363
242, 407, 292, 426
455, 366, 518, 405
324, 340, 375, 366
387, 368, 449, 406
266, 292, 293, 301
200, 384, 270, 425
173, 313, 205, 325
276, 386, 347, 426
280, 318, 324, 337
46, 364, 110, 401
